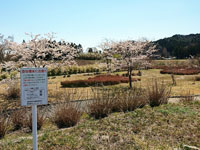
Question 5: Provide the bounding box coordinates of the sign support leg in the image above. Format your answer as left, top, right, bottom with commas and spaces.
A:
32, 104, 38, 150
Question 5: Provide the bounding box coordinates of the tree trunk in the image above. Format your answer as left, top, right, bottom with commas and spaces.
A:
171, 74, 176, 86
128, 67, 132, 88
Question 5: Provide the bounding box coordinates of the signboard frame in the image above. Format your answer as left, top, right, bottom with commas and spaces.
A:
20, 68, 48, 106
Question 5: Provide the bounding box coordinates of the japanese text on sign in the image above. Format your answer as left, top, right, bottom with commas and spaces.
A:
20, 68, 48, 106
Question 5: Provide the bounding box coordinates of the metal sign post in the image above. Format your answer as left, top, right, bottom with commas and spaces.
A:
20, 68, 48, 150
32, 104, 38, 150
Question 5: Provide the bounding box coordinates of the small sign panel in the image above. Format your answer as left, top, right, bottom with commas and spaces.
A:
20, 68, 48, 106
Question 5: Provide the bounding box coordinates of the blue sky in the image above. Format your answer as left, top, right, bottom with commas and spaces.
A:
0, 0, 200, 49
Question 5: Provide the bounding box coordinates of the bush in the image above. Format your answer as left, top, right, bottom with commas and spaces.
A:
87, 93, 111, 119
55, 67, 62, 76
72, 66, 78, 74
52, 103, 82, 128
0, 73, 8, 81
50, 68, 56, 76
48, 65, 101, 76
147, 80, 171, 107
110, 88, 147, 112
25, 111, 45, 131
11, 109, 26, 130
160, 67, 200, 75
122, 89, 147, 111
77, 53, 102, 60
61, 75, 140, 87
195, 76, 200, 81
0, 117, 8, 139
87, 87, 147, 118
10, 71, 18, 79
5, 81, 20, 100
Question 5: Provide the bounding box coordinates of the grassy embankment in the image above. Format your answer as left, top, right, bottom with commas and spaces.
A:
0, 101, 199, 149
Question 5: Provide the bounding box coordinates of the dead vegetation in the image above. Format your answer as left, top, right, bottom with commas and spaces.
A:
147, 79, 171, 107
0, 117, 8, 139
52, 103, 82, 128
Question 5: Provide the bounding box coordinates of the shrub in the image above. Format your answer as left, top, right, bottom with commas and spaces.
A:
72, 66, 78, 74
50, 68, 56, 76
0, 73, 8, 81
48, 65, 101, 76
25, 111, 45, 131
11, 109, 26, 130
77, 67, 81, 73
52, 103, 82, 128
110, 88, 147, 112
77, 53, 102, 60
48, 68, 52, 76
160, 67, 200, 75
87, 95, 111, 119
10, 71, 18, 79
87, 87, 147, 118
119, 94, 139, 112
147, 80, 171, 107
5, 81, 20, 100
61, 75, 140, 87
0, 117, 8, 139
55, 67, 62, 76
87, 88, 117, 114
195, 76, 200, 81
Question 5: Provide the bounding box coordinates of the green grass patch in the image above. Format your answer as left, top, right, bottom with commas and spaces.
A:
0, 101, 200, 149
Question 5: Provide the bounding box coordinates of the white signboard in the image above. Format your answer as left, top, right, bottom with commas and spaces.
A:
20, 68, 48, 106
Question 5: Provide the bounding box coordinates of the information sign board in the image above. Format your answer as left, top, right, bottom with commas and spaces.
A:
20, 68, 48, 106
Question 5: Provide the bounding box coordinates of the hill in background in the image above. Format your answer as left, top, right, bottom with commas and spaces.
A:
155, 33, 200, 59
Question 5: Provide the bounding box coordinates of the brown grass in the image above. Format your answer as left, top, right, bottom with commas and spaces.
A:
52, 103, 82, 128
87, 87, 148, 119
5, 81, 20, 100
0, 117, 8, 139
147, 80, 171, 107
11, 109, 26, 130
25, 111, 46, 131
110, 88, 147, 112
87, 88, 113, 119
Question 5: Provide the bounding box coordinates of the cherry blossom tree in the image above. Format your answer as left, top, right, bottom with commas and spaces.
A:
0, 34, 14, 63
99, 39, 114, 73
102, 39, 158, 88
6, 33, 78, 68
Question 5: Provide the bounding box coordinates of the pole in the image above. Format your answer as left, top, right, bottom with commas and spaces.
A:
32, 104, 38, 150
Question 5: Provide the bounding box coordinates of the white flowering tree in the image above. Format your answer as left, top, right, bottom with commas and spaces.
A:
0, 34, 14, 63
103, 40, 158, 88
6, 33, 78, 68
99, 39, 114, 73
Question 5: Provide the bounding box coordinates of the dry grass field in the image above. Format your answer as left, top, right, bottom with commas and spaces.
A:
0, 71, 199, 112
1, 66, 200, 110
0, 60, 200, 149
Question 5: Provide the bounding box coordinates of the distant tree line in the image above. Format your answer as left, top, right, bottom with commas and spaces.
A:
0, 33, 83, 64
22, 39, 83, 54
155, 34, 200, 59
